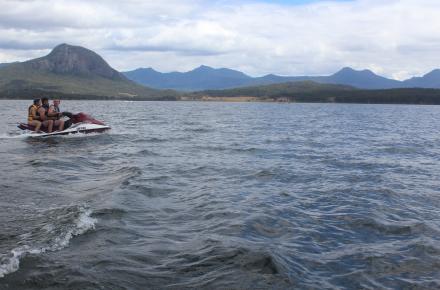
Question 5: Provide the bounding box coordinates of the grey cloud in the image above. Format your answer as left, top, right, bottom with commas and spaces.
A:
105, 44, 231, 56
0, 39, 57, 50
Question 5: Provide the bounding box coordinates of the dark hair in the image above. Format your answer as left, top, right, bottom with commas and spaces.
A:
33, 98, 40, 105
41, 97, 49, 103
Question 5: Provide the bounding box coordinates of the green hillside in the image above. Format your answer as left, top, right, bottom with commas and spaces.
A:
197, 81, 354, 97
0, 44, 177, 100
190, 81, 440, 104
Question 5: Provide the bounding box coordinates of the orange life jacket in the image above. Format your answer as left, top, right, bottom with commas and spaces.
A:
28, 104, 40, 122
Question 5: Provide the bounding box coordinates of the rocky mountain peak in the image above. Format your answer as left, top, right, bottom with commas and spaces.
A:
24, 43, 125, 80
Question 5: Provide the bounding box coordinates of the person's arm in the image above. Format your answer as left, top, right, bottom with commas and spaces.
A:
48, 105, 62, 119
38, 107, 47, 121
31, 107, 39, 120
47, 106, 57, 117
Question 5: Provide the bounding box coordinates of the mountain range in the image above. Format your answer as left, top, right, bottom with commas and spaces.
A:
123, 66, 440, 91
0, 43, 440, 104
0, 44, 177, 100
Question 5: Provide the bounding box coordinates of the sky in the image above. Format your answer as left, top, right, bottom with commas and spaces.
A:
0, 0, 439, 80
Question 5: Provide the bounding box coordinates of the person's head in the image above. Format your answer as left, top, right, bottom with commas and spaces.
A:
41, 97, 49, 106
33, 98, 41, 106
53, 99, 60, 106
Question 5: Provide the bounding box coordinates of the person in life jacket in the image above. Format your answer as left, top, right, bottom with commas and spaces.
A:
48, 99, 64, 131
28, 98, 42, 132
37, 97, 54, 133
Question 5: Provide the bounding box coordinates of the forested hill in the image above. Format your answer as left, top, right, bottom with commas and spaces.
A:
0, 44, 178, 100
189, 81, 440, 105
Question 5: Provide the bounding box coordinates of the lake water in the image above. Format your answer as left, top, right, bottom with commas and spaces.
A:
0, 100, 440, 289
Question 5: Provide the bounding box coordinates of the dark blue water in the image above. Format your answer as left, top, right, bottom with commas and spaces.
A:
1, 100, 440, 289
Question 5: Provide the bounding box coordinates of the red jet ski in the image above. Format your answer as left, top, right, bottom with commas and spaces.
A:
18, 112, 111, 136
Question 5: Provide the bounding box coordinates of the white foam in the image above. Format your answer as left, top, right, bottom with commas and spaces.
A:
50, 208, 97, 250
0, 132, 29, 139
0, 130, 110, 139
54, 132, 107, 139
0, 246, 27, 278
0, 208, 97, 278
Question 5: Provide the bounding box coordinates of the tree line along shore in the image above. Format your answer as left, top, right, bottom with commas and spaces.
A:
2, 83, 440, 105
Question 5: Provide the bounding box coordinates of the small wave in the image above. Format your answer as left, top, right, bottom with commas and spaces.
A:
195, 145, 229, 152
127, 184, 174, 197
114, 166, 143, 179
113, 166, 143, 187
132, 149, 160, 157
242, 253, 280, 274
1, 131, 109, 140
254, 169, 276, 177
194, 145, 266, 154
92, 207, 127, 218
164, 243, 287, 289
183, 127, 213, 133
0, 207, 96, 278
133, 137, 168, 143
232, 147, 264, 153
346, 217, 428, 236
242, 169, 278, 181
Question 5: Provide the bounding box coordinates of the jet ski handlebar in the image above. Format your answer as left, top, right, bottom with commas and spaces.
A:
61, 112, 73, 118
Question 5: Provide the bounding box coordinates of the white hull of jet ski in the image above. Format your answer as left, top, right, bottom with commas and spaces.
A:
23, 122, 111, 137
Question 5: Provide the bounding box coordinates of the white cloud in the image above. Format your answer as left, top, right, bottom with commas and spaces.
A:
0, 0, 440, 80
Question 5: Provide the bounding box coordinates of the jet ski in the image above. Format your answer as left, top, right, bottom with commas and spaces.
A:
17, 112, 111, 137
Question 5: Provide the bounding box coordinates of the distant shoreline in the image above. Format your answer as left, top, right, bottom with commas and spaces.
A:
2, 95, 440, 105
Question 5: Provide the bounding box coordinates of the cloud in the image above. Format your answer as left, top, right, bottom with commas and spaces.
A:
0, 0, 439, 79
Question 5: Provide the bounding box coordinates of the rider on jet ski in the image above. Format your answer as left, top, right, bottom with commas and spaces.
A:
37, 98, 55, 133
47, 99, 65, 131
28, 98, 54, 133
28, 99, 42, 132
21, 99, 110, 135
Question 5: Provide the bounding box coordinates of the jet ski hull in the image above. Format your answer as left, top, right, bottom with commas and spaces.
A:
18, 112, 110, 137
18, 122, 111, 137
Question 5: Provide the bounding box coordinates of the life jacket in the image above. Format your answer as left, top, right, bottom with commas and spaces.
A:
27, 105, 40, 122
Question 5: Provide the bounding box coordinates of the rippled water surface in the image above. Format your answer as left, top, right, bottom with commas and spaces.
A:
1, 100, 440, 289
